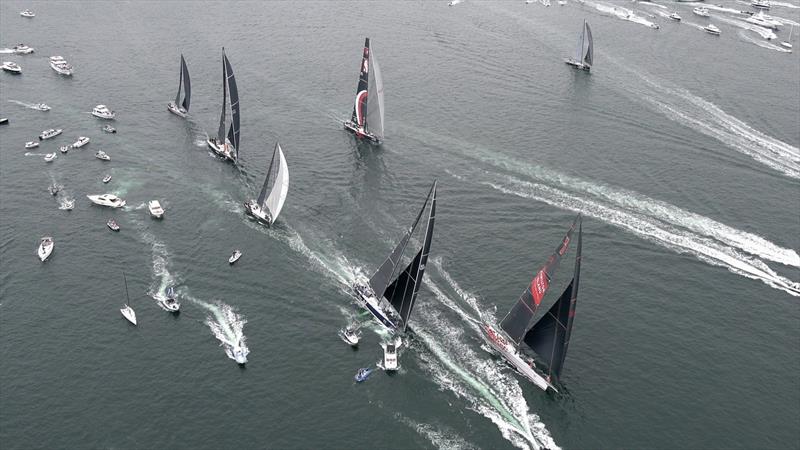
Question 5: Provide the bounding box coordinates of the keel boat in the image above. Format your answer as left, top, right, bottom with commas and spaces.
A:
120, 272, 137, 326
244, 143, 289, 226
565, 20, 593, 71
167, 54, 191, 117
207, 48, 240, 163
343, 38, 385, 144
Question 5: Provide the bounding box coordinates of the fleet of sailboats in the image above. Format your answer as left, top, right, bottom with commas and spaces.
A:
565, 20, 593, 72
207, 48, 240, 163
343, 38, 385, 144
244, 143, 289, 226
167, 54, 191, 117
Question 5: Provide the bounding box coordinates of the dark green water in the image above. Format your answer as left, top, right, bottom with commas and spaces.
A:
1, 1, 799, 449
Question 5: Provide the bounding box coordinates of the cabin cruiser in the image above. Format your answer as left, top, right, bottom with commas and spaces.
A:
48, 184, 62, 196
31, 103, 50, 111
87, 194, 126, 208
704, 24, 721, 35
668, 12, 682, 21
20, 9, 35, 17
72, 136, 89, 148
380, 336, 402, 371
107, 219, 120, 231
354, 367, 373, 382
102, 175, 112, 183
230, 340, 247, 365
25, 141, 38, 149
59, 145, 71, 154
38, 237, 53, 261
95, 150, 110, 161
746, 11, 780, 29
352, 281, 401, 331
91, 105, 115, 120
157, 286, 180, 312
13, 44, 34, 54
49, 56, 73, 76
229, 249, 242, 264
148, 200, 164, 219
751, 0, 771, 9
693, 6, 710, 17
43, 153, 56, 162
102, 125, 116, 133
39, 128, 62, 140
338, 326, 361, 346
2, 62, 22, 74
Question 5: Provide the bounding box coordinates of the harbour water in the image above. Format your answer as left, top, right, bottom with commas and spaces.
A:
1, 1, 798, 449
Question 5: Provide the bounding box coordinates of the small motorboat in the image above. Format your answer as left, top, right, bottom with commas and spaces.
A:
107, 218, 120, 231
338, 326, 362, 346
148, 200, 164, 219
31, 103, 49, 111
704, 24, 721, 35
25, 141, 38, 149
72, 136, 89, 148
95, 150, 111, 161
48, 184, 62, 196
693, 6, 710, 17
751, 0, 771, 9
157, 286, 180, 313
87, 194, 126, 208
92, 105, 115, 120
380, 336, 402, 371
354, 367, 373, 383
2, 62, 22, 74
61, 198, 75, 210
102, 125, 116, 133
43, 153, 56, 162
229, 250, 242, 264
49, 56, 73, 76
20, 9, 35, 17
102, 175, 112, 183
13, 44, 34, 54
668, 12, 681, 21
39, 128, 62, 140
59, 145, 71, 154
230, 340, 247, 365
38, 236, 53, 262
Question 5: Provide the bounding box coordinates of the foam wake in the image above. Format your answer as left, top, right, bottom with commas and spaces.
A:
738, 30, 793, 52
185, 294, 249, 363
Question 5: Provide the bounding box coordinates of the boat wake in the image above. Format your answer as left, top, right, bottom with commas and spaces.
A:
738, 29, 793, 51
139, 229, 179, 302
583, 1, 659, 28
0, 48, 14, 54
57, 196, 74, 210
715, 16, 778, 39
8, 100, 46, 110
395, 413, 477, 450
772, 1, 800, 9
185, 293, 249, 363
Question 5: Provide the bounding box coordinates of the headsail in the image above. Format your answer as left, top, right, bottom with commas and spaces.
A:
499, 214, 579, 345
224, 52, 240, 159
181, 54, 191, 111
523, 217, 582, 384
217, 48, 228, 145
351, 38, 371, 129
574, 21, 586, 62
174, 55, 184, 107
256, 144, 279, 207
264, 143, 289, 221
384, 181, 436, 331
365, 45, 384, 140
583, 22, 593, 68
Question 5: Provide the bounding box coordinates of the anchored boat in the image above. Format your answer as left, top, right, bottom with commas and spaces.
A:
207, 48, 240, 163
244, 143, 289, 226
343, 38, 385, 144
168, 54, 191, 117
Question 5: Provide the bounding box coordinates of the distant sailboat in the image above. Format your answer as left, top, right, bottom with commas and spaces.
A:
167, 54, 191, 117
352, 181, 437, 333
207, 48, 240, 163
343, 38, 385, 144
120, 272, 137, 326
244, 142, 289, 226
481, 214, 582, 392
781, 24, 794, 49
565, 20, 593, 72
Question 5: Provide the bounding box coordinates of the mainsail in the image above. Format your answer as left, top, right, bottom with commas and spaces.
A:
257, 143, 289, 222
499, 215, 579, 345
217, 48, 240, 159
523, 218, 582, 384
351, 38, 371, 130
583, 22, 593, 68
180, 54, 191, 111
383, 181, 436, 331
365, 44, 384, 140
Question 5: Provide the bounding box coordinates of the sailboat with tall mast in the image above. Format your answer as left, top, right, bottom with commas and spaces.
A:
120, 272, 137, 326
565, 20, 593, 71
244, 142, 289, 226
353, 181, 437, 334
482, 214, 582, 392
207, 48, 240, 163
343, 38, 385, 144
167, 54, 191, 117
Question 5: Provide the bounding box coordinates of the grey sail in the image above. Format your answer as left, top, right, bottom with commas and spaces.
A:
368, 184, 431, 299
583, 22, 593, 67
174, 55, 183, 106
574, 22, 585, 62
384, 181, 436, 331
365, 47, 385, 141
181, 54, 191, 111
224, 53, 240, 159
217, 49, 228, 145
264, 144, 289, 221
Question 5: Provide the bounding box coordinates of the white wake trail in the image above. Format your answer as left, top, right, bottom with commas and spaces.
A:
185, 294, 249, 363
738, 29, 794, 51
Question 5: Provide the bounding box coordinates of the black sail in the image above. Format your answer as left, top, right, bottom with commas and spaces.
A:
181, 54, 191, 111
523, 218, 582, 383
384, 181, 436, 331
174, 55, 183, 107
217, 48, 228, 145
499, 214, 579, 345
224, 53, 240, 158
350, 38, 371, 129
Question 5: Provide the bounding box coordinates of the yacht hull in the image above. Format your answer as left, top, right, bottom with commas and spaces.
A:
565, 59, 590, 71
167, 102, 187, 118
344, 121, 381, 144
481, 324, 555, 392
355, 288, 399, 332
207, 138, 236, 162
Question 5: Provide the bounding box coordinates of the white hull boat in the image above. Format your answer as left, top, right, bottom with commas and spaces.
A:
380, 336, 402, 371
31, 103, 50, 111
61, 199, 75, 211
693, 7, 710, 17
73, 136, 89, 148
38, 237, 54, 261
25, 141, 38, 149
39, 128, 62, 140
245, 143, 289, 226
338, 327, 362, 346
102, 175, 112, 183
2, 62, 22, 74
49, 56, 73, 76
95, 150, 110, 161
148, 200, 164, 219
157, 286, 180, 312
229, 250, 242, 264
43, 153, 56, 162
59, 145, 71, 154
120, 273, 137, 325
107, 219, 120, 231
704, 24, 721, 35
482, 324, 554, 390
20, 9, 35, 17
102, 125, 116, 133
87, 194, 126, 208
208, 48, 240, 164
207, 138, 236, 161
13, 44, 34, 54
92, 105, 115, 120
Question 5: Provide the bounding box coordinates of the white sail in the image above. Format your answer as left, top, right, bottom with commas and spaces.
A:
366, 49, 385, 140
265, 144, 289, 222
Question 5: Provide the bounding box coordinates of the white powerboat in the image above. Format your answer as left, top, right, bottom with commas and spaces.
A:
148, 200, 164, 218
49, 56, 73, 76
59, 145, 71, 154
38, 237, 53, 261
13, 44, 34, 54
751, 0, 771, 9
2, 62, 22, 74
43, 153, 56, 162
668, 12, 682, 21
102, 175, 112, 183
92, 105, 115, 120
380, 336, 402, 371
746, 11, 780, 29
102, 125, 116, 133
31, 103, 50, 111
229, 250, 242, 264
704, 24, 721, 35
25, 141, 38, 149
157, 286, 180, 312
20, 9, 35, 17
693, 6, 710, 17
73, 136, 89, 148
107, 218, 120, 231
61, 198, 75, 211
39, 128, 62, 140
95, 150, 110, 161
229, 340, 247, 365
120, 273, 137, 326
87, 194, 126, 208
338, 326, 362, 346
